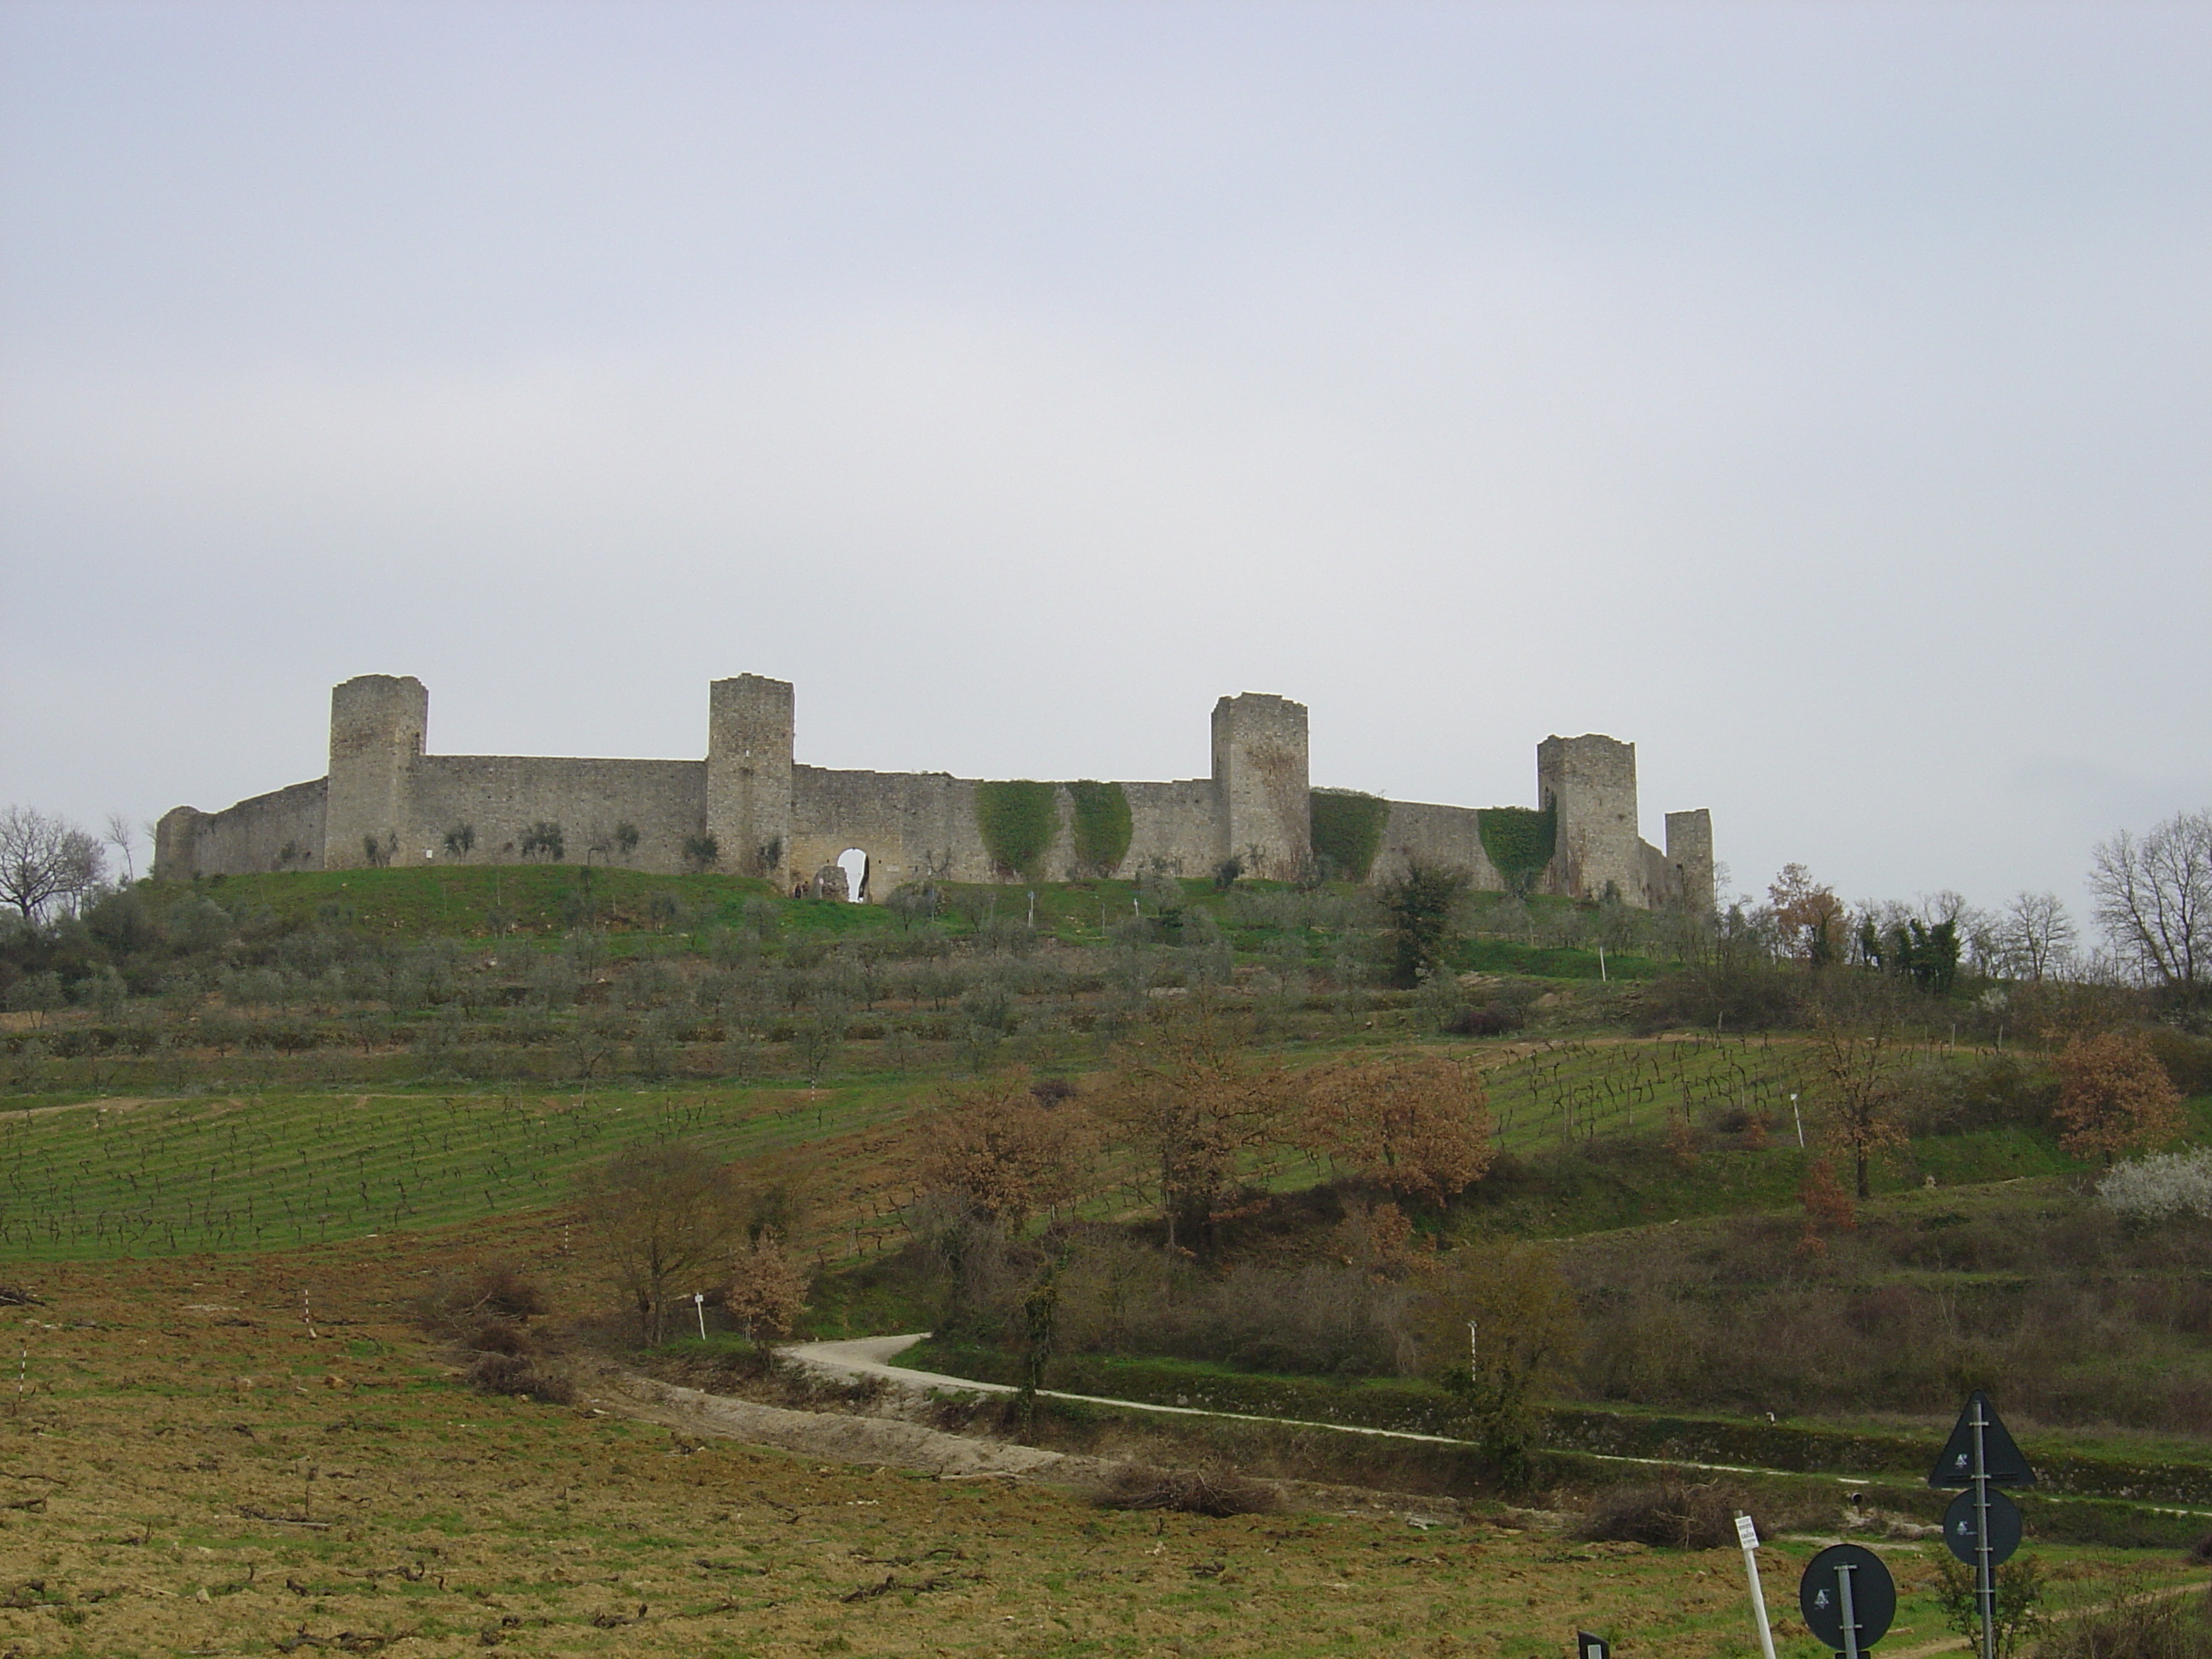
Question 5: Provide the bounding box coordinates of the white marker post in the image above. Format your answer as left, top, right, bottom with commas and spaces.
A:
694, 1292, 707, 1341
1735, 1512, 1778, 1659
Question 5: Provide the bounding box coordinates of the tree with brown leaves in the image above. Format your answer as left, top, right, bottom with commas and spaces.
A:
1796, 1155, 1855, 1257
913, 1069, 1097, 1237
2053, 1030, 2186, 1165
574, 1140, 754, 1343
1769, 863, 1848, 966
1097, 1010, 1299, 1253
1299, 1052, 1496, 1204
722, 1231, 810, 1339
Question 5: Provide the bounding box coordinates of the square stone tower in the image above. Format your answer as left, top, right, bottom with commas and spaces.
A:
1211, 692, 1311, 880
323, 674, 427, 869
1665, 808, 1716, 912
707, 674, 795, 881
1537, 733, 1641, 903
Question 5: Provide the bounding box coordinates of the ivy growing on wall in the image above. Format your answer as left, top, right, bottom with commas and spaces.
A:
1476, 806, 1556, 894
975, 780, 1058, 879
1067, 781, 1132, 876
1309, 789, 1390, 882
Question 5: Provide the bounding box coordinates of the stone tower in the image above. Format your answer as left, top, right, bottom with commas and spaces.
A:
1211, 692, 1311, 880
323, 674, 427, 870
1665, 808, 1716, 912
706, 674, 795, 882
1537, 733, 1641, 904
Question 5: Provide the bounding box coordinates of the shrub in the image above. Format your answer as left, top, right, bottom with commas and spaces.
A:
1442, 1004, 1511, 1035
1576, 1478, 1814, 1551
2148, 1027, 2212, 1097
464, 1350, 578, 1405
413, 1262, 551, 1335
1378, 861, 1469, 988
1093, 1462, 1280, 1517
2029, 1584, 2212, 1659
682, 833, 720, 873
2099, 1150, 2212, 1224
1932, 1551, 2044, 1659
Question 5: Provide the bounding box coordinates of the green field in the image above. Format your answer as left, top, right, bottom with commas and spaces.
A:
0, 1080, 926, 1259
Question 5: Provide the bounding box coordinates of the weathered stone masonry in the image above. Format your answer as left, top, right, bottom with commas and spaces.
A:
154, 674, 1715, 911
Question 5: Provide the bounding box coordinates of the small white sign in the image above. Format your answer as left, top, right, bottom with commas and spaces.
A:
1736, 1514, 1761, 1551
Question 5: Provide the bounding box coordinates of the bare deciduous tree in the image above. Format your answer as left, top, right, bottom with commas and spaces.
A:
102, 812, 138, 882
1999, 890, 2077, 983
575, 1141, 751, 1343
1811, 980, 1910, 1200
0, 807, 105, 923
2090, 811, 2212, 1004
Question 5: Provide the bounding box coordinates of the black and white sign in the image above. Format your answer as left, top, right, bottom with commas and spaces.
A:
1944, 1487, 2023, 1567
1799, 1544, 1896, 1655
1930, 1392, 2034, 1488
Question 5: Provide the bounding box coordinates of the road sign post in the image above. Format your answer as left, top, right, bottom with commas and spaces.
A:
1735, 1512, 1778, 1659
1930, 1393, 2036, 1659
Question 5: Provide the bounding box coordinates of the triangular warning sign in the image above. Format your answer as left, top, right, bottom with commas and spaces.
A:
1930, 1391, 2035, 1487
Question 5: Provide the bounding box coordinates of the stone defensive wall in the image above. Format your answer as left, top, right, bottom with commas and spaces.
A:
155, 673, 1715, 911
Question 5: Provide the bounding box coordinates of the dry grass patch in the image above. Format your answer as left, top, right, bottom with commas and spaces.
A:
0, 1230, 2201, 1659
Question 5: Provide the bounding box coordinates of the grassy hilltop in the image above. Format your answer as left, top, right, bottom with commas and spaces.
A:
3, 864, 2211, 1656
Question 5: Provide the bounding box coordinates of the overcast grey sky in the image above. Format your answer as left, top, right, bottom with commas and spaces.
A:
3, 0, 2206, 915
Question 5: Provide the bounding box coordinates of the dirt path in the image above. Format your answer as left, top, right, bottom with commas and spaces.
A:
783, 1335, 1851, 1465
592, 1362, 1113, 1482
603, 1344, 1472, 1526
783, 1336, 2212, 1536
1885, 1580, 2205, 1657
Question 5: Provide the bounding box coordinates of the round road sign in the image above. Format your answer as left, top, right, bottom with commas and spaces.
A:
1799, 1543, 1897, 1653
1944, 1487, 2023, 1567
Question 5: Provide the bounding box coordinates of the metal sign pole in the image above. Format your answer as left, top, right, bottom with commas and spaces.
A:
1735, 1513, 1778, 1659
1973, 1399, 1994, 1659
1837, 1560, 1860, 1659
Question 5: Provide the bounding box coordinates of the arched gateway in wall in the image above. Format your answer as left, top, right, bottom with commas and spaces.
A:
154, 674, 1715, 912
